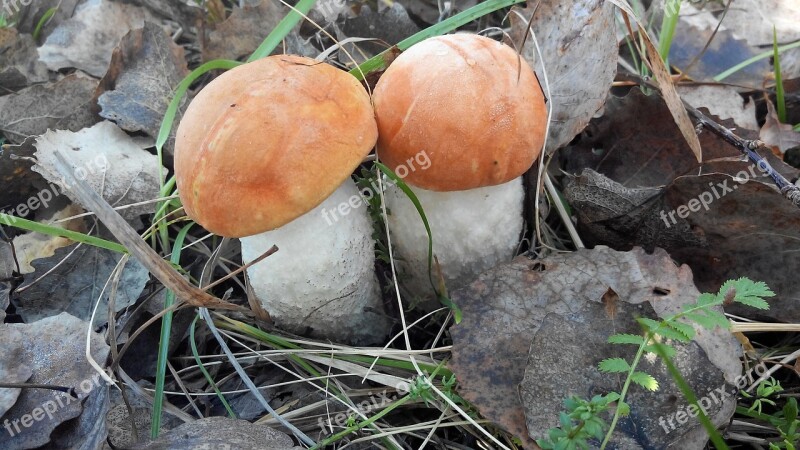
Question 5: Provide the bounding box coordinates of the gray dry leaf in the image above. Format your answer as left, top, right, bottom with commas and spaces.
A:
0, 241, 16, 322
449, 246, 741, 448
14, 242, 148, 326
32, 121, 164, 220
0, 28, 49, 91
0, 72, 99, 144
0, 313, 110, 450
8, 0, 81, 41
203, 0, 314, 61
760, 101, 800, 154
37, 0, 158, 77
677, 85, 758, 132
337, 3, 421, 65
97, 22, 189, 145
708, 0, 800, 79
509, 0, 617, 153
127, 417, 301, 450
0, 328, 32, 418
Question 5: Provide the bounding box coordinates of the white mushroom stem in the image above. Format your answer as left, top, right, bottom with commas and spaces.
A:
385, 176, 524, 306
240, 179, 389, 345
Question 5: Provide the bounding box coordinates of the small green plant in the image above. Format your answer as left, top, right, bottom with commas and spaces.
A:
738, 378, 799, 450
537, 277, 774, 450
742, 377, 782, 414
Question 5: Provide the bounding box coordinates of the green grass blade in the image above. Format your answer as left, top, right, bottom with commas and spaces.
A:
189, 314, 237, 418
247, 0, 317, 61
773, 26, 786, 123
650, 342, 730, 450
349, 0, 526, 80
0, 213, 127, 253
151, 223, 193, 438
658, 0, 680, 66
714, 40, 800, 81
32, 6, 57, 41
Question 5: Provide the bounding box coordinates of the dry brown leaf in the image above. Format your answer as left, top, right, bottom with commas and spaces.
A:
0, 28, 49, 91
37, 0, 158, 77
449, 247, 741, 447
0, 313, 110, 449
607, 0, 703, 162
0, 73, 99, 144
509, 0, 617, 153
96, 22, 189, 147
760, 101, 800, 154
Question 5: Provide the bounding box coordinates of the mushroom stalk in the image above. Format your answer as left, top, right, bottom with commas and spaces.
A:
385, 177, 524, 305
241, 179, 389, 345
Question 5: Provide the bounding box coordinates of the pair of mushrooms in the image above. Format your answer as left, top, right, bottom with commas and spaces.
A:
174, 34, 547, 344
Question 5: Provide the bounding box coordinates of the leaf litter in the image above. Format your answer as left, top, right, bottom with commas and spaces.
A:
0, 0, 799, 448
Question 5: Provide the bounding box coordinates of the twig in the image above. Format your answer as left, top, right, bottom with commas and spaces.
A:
683, 103, 800, 208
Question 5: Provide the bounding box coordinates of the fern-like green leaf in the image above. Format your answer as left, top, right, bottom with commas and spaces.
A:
636, 317, 662, 333
720, 278, 773, 310
630, 371, 659, 391
651, 322, 691, 341
665, 320, 695, 341
695, 292, 718, 307
644, 342, 676, 358
599, 358, 631, 373
607, 334, 645, 346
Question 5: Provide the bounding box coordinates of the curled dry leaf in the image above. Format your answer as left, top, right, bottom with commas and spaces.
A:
561, 89, 800, 321
0, 73, 99, 144
509, 0, 617, 153
0, 313, 110, 450
31, 121, 164, 220
449, 247, 741, 447
37, 0, 158, 77
760, 101, 800, 154
97, 22, 189, 148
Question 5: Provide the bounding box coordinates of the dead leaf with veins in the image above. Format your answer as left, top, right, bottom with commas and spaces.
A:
0, 73, 99, 144
0, 313, 110, 450
31, 121, 164, 220
97, 22, 189, 149
37, 0, 158, 77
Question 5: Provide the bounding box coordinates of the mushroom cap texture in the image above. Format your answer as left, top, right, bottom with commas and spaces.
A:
372, 34, 547, 191
175, 55, 378, 237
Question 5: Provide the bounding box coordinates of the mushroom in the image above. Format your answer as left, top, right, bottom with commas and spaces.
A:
371, 34, 547, 304
175, 55, 389, 344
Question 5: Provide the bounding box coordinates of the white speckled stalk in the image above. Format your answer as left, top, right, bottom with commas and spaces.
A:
240, 179, 389, 345
385, 177, 524, 307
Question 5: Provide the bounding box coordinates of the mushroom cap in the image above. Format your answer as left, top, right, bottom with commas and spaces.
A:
372, 34, 547, 191
174, 55, 378, 237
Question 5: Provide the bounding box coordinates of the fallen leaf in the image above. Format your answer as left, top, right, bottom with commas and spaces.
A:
0, 328, 31, 418
0, 313, 110, 450
509, 0, 618, 153
9, 0, 81, 41
678, 85, 758, 132
14, 240, 148, 326
449, 247, 741, 447
0, 72, 100, 144
126, 417, 301, 450
203, 0, 311, 62
400, 0, 477, 25
0, 136, 40, 213
37, 0, 158, 77
12, 203, 88, 274
0, 28, 49, 91
761, 100, 800, 154
97, 22, 189, 145
337, 3, 421, 65
32, 121, 164, 220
